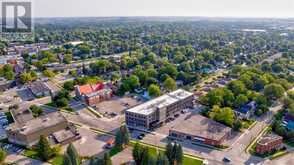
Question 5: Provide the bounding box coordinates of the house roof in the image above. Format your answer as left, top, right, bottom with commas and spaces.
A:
78, 84, 93, 95
235, 101, 256, 115
28, 81, 50, 94
77, 83, 105, 95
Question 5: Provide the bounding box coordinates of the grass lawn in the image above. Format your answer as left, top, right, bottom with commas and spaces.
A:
241, 119, 255, 130
50, 155, 64, 165
270, 150, 288, 160
23, 149, 64, 165
23, 149, 39, 159
109, 146, 123, 157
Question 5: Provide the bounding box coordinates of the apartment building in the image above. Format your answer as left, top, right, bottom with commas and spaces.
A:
255, 134, 283, 154
125, 89, 194, 130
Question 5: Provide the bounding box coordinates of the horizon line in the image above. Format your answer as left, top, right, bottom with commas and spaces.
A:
32, 15, 294, 19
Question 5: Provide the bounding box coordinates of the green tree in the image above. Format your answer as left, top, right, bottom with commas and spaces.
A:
233, 119, 242, 131
174, 143, 183, 165
30, 105, 43, 117
20, 72, 33, 83
163, 77, 176, 91
120, 125, 130, 146
209, 106, 235, 127
156, 153, 169, 165
63, 143, 80, 165
264, 83, 285, 100
103, 152, 112, 165
203, 88, 224, 107
115, 125, 130, 149
165, 142, 174, 164
234, 94, 248, 108
63, 54, 73, 64
227, 80, 246, 95
63, 80, 75, 91
133, 142, 143, 165
148, 84, 161, 97
37, 135, 54, 161
0, 148, 6, 163
43, 69, 55, 78
4, 70, 14, 80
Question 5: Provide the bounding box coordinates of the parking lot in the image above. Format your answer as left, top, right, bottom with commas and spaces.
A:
94, 96, 141, 118
62, 127, 113, 157
70, 99, 87, 111
1, 143, 24, 155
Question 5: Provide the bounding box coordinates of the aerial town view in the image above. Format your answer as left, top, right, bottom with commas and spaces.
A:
0, 0, 293, 165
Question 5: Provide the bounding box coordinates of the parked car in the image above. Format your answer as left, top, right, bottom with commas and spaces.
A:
137, 133, 145, 140
223, 157, 231, 163
104, 137, 115, 149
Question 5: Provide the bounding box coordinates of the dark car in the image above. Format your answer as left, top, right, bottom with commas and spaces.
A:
222, 157, 231, 163
174, 114, 180, 118
137, 133, 145, 140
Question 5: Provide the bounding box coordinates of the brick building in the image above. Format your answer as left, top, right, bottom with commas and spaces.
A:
168, 115, 232, 146
255, 134, 283, 154
6, 112, 79, 148
75, 82, 113, 106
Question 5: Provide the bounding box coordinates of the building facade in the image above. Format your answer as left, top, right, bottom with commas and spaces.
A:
255, 134, 283, 154
6, 112, 76, 148
125, 89, 194, 130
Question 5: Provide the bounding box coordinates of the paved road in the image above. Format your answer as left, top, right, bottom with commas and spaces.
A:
5, 153, 51, 165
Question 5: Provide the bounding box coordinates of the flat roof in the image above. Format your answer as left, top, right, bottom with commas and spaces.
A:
7, 112, 67, 135
126, 89, 193, 115
52, 129, 76, 143
257, 134, 282, 146
170, 115, 232, 141
10, 108, 34, 124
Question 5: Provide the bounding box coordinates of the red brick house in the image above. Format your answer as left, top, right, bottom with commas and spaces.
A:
255, 134, 283, 154
75, 83, 113, 106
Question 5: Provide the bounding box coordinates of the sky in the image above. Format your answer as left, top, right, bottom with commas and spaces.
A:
32, 0, 294, 18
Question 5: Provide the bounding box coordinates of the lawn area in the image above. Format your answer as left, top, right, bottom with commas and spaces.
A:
23, 149, 39, 159
50, 155, 64, 165
23, 149, 64, 165
109, 146, 123, 157
241, 119, 255, 130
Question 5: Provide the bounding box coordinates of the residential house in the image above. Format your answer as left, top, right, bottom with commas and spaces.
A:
28, 81, 51, 98
234, 101, 256, 119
